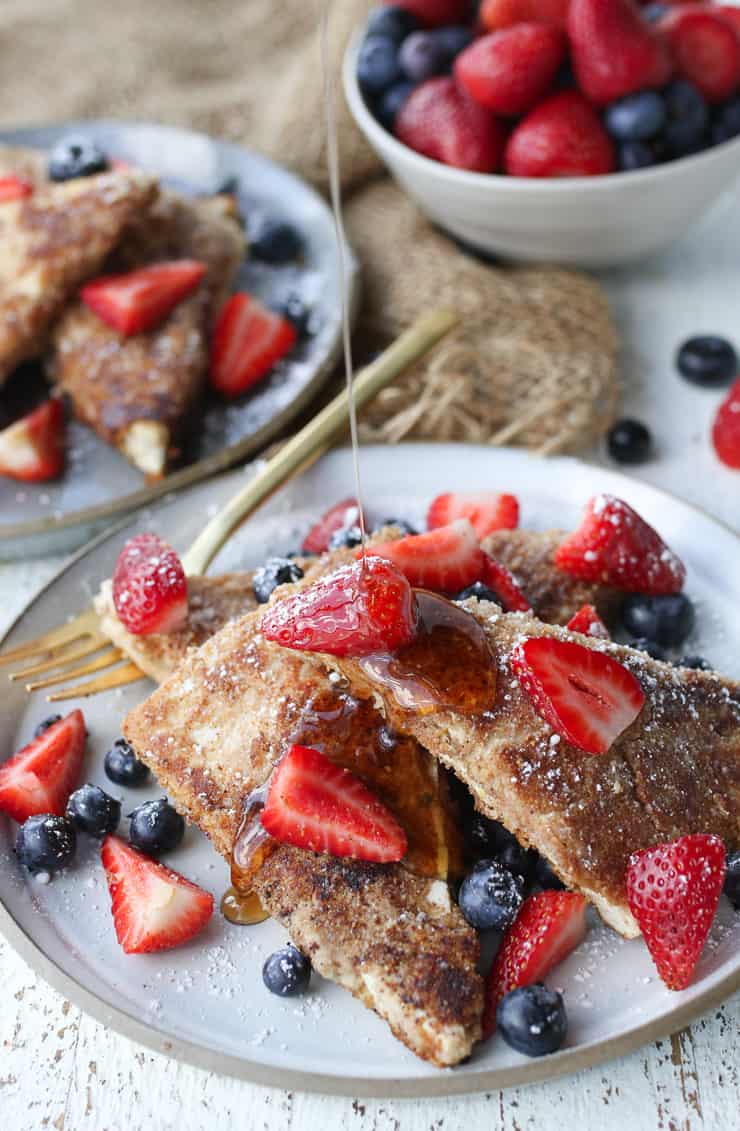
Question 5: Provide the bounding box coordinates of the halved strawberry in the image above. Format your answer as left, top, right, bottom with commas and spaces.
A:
0, 710, 86, 823
554, 495, 686, 595
101, 835, 213, 954
510, 636, 645, 754
210, 293, 297, 398
483, 890, 587, 1037
0, 399, 65, 482
427, 491, 519, 539
481, 555, 532, 612
566, 604, 610, 640
626, 833, 726, 990
302, 498, 362, 554
0, 175, 33, 203
712, 377, 740, 469
261, 557, 417, 658
260, 744, 408, 863
364, 518, 485, 594
112, 533, 188, 636
81, 259, 206, 337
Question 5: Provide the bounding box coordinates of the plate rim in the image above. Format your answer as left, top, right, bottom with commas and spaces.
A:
1, 443, 739, 1098
0, 118, 360, 544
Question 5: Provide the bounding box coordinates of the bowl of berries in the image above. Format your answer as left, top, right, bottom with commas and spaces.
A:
344, 0, 740, 266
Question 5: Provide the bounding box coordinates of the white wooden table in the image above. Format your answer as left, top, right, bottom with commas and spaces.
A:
2, 196, 740, 1129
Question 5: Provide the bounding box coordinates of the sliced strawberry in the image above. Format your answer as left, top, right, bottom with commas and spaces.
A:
261, 744, 408, 863
566, 604, 610, 639
568, 0, 673, 105
455, 25, 567, 116
0, 710, 86, 823
712, 377, 740, 469
261, 556, 417, 658
0, 399, 65, 482
505, 90, 616, 176
302, 498, 362, 554
112, 533, 188, 636
0, 175, 33, 203
101, 835, 213, 954
660, 7, 740, 103
626, 834, 726, 990
81, 259, 206, 337
481, 555, 533, 612
427, 491, 519, 539
364, 518, 485, 594
554, 495, 686, 595
210, 293, 297, 398
395, 77, 506, 173
483, 890, 587, 1038
510, 636, 645, 754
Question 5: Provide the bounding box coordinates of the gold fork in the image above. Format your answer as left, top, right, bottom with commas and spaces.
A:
0, 309, 458, 702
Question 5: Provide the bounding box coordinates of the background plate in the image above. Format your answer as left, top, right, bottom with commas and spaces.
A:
0, 443, 738, 1097
0, 120, 359, 559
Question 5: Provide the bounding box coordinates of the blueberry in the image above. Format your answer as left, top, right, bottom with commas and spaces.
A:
328, 524, 364, 550
16, 814, 76, 876
357, 35, 403, 97
605, 92, 666, 141
432, 25, 474, 64
617, 140, 657, 172
466, 814, 504, 858
278, 293, 314, 338
534, 856, 566, 891
253, 557, 304, 604
66, 784, 121, 837
497, 838, 538, 884
629, 637, 667, 661
497, 984, 568, 1057
676, 335, 738, 388
555, 59, 576, 90
399, 31, 447, 82
250, 218, 303, 264
641, 2, 668, 21
662, 81, 709, 157
676, 654, 711, 670
375, 518, 418, 536
366, 5, 420, 43
458, 859, 525, 931
33, 713, 62, 738
725, 850, 740, 910
48, 136, 108, 182
712, 95, 740, 145
128, 798, 185, 857
622, 593, 695, 648
607, 418, 652, 464
376, 80, 416, 129
262, 943, 312, 996
454, 580, 502, 604
104, 738, 150, 786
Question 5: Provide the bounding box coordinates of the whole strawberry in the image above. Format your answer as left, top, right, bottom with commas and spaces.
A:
395, 77, 506, 171
660, 7, 740, 104
505, 90, 615, 176
626, 833, 726, 990
387, 0, 470, 26
568, 0, 672, 105
480, 0, 571, 32
455, 24, 566, 116
712, 377, 740, 469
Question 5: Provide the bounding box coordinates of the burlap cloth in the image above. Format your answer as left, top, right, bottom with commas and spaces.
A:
0, 0, 620, 453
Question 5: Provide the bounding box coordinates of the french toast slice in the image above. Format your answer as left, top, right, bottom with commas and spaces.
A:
0, 168, 157, 385
50, 190, 245, 477
321, 599, 740, 938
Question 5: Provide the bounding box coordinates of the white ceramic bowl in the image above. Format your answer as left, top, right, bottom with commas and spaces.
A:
344, 35, 740, 267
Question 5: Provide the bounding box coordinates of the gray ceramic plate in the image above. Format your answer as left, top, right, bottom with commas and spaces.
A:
0, 120, 359, 559
0, 444, 738, 1097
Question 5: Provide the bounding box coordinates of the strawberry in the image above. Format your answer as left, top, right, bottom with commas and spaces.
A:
0, 710, 86, 823
302, 498, 362, 554
505, 91, 615, 176
261, 556, 418, 658
364, 518, 486, 594
395, 77, 506, 173
483, 890, 587, 1037
481, 555, 532, 612
626, 834, 726, 990
510, 636, 645, 754
101, 835, 213, 954
554, 495, 686, 594
660, 7, 740, 103
0, 399, 65, 482
427, 491, 519, 538
480, 0, 571, 31
260, 744, 408, 863
717, 6, 740, 38
712, 377, 740, 469
389, 0, 470, 26
210, 293, 297, 398
81, 259, 206, 337
0, 175, 33, 203
455, 25, 567, 116
566, 604, 610, 639
568, 0, 672, 105
112, 533, 188, 636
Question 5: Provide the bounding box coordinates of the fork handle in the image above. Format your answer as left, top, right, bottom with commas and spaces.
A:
181, 308, 458, 576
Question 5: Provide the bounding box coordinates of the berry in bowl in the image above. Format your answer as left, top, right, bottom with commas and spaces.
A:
344, 0, 740, 265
